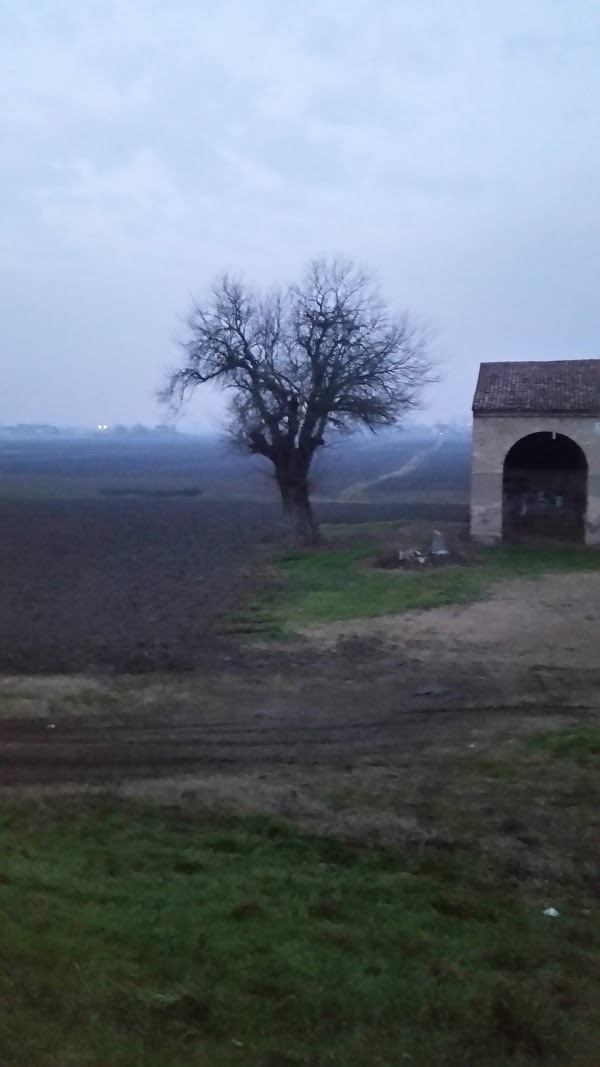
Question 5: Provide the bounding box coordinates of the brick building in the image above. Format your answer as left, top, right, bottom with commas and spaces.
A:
470, 359, 600, 545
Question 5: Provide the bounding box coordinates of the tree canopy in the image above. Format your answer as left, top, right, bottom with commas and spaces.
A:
161, 258, 436, 544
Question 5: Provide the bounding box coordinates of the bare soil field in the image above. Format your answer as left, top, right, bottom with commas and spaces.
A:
1, 497, 599, 794
0, 497, 280, 673
0, 498, 463, 673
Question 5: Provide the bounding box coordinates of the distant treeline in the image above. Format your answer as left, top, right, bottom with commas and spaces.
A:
98, 488, 203, 498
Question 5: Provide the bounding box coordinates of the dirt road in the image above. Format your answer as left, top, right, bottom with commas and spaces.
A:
1, 561, 599, 789
301, 571, 600, 669
338, 437, 442, 501
1, 653, 597, 787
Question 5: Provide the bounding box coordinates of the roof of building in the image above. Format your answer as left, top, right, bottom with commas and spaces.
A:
472, 359, 600, 414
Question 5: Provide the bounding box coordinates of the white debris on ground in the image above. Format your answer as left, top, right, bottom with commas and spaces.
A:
431, 529, 449, 555
395, 530, 452, 567
398, 548, 427, 564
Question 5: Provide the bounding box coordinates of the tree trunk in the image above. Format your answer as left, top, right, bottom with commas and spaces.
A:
278, 477, 321, 547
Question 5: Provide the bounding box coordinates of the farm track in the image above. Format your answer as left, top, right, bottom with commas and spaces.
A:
2, 495, 599, 789
337, 438, 442, 501
0, 686, 594, 785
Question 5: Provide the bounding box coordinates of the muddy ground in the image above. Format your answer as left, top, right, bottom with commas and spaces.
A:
1, 570, 598, 788
1, 497, 599, 794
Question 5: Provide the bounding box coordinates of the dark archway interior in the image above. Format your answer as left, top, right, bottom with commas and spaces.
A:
503, 432, 587, 543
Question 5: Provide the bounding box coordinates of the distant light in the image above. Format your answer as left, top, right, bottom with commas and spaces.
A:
103, 425, 108, 430
97, 424, 102, 430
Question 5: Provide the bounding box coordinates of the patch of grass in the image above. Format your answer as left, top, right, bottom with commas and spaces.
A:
240, 538, 600, 633
523, 725, 600, 767
480, 542, 600, 577
225, 600, 288, 640
320, 520, 398, 540
0, 798, 598, 1066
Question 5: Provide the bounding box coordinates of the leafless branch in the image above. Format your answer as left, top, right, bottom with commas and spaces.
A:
159, 257, 438, 544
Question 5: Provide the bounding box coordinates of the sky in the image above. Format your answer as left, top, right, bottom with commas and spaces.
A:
1, 0, 599, 429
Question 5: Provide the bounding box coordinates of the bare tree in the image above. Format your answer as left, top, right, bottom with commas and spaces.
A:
161, 258, 436, 546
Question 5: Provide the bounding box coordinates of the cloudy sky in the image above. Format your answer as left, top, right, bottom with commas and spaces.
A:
1, 0, 599, 428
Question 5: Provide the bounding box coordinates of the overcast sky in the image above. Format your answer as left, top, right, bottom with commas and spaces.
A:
1, 0, 599, 428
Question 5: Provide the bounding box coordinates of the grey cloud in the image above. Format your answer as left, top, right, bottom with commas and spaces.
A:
1, 0, 599, 426
502, 29, 595, 65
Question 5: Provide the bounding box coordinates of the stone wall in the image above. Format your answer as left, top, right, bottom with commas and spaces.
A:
471, 413, 600, 545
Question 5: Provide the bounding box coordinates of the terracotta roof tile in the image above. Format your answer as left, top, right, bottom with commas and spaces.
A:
472, 360, 600, 414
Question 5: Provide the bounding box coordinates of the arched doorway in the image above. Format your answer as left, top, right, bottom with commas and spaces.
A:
503, 432, 587, 543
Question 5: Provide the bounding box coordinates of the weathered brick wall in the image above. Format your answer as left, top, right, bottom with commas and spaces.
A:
471, 414, 600, 545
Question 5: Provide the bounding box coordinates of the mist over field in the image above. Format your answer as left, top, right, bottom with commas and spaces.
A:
0, 423, 470, 504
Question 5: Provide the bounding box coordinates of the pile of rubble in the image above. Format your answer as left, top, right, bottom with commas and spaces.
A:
378, 530, 453, 570
397, 527, 448, 563
398, 530, 449, 565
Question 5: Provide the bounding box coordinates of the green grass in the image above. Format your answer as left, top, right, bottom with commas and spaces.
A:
523, 725, 600, 766
233, 539, 600, 634
0, 796, 598, 1066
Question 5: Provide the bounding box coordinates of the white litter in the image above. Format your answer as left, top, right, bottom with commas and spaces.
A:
543, 907, 559, 917
47, 724, 56, 730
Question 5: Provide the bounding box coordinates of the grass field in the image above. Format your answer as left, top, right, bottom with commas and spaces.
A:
0, 723, 598, 1067
230, 536, 600, 636
1, 459, 598, 1065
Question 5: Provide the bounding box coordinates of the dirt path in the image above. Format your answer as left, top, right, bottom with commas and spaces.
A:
338, 437, 442, 501
301, 571, 600, 669
1, 570, 599, 789
0, 656, 598, 786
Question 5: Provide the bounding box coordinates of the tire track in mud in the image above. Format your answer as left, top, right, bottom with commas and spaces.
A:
0, 700, 588, 785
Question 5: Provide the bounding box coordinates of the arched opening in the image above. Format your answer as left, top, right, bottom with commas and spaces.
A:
503, 432, 587, 543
